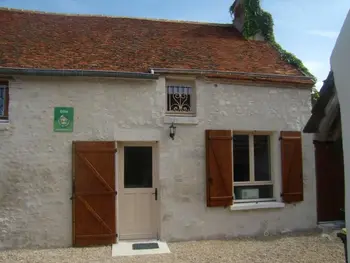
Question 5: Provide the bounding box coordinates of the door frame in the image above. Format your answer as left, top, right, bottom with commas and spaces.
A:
116, 141, 160, 240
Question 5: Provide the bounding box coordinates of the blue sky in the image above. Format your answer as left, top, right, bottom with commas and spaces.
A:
1, 0, 349, 89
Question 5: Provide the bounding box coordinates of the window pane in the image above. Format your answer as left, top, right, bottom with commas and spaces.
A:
234, 185, 273, 200
233, 135, 250, 182
124, 146, 152, 188
254, 135, 271, 181
0, 87, 4, 116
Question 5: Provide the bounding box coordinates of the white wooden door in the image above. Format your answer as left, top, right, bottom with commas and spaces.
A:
118, 143, 158, 240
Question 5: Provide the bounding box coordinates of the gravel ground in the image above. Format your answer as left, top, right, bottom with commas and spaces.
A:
0, 232, 345, 263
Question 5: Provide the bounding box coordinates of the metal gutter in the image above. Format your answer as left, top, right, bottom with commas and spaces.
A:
150, 68, 314, 82
0, 67, 159, 80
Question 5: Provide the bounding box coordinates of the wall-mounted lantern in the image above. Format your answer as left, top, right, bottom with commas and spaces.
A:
169, 122, 176, 140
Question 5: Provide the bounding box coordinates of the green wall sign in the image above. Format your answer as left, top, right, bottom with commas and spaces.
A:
54, 107, 74, 132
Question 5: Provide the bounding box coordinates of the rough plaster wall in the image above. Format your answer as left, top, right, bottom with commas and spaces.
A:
0, 76, 166, 250
159, 79, 316, 241
0, 76, 316, 249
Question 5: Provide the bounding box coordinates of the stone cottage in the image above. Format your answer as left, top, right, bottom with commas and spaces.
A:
0, 6, 316, 249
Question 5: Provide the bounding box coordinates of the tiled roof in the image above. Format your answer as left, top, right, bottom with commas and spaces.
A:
0, 9, 313, 85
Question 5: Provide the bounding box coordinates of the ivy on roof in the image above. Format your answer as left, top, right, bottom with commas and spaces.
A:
230, 0, 319, 103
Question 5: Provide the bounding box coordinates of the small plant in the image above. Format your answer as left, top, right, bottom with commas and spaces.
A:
230, 0, 319, 103
311, 87, 320, 106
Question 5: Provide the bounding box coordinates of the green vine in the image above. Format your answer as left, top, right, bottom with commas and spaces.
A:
230, 0, 319, 104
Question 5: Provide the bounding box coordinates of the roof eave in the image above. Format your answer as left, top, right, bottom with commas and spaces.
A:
0, 67, 159, 80
151, 68, 315, 86
303, 71, 336, 133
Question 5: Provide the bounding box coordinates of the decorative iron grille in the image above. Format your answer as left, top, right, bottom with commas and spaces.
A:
167, 85, 192, 113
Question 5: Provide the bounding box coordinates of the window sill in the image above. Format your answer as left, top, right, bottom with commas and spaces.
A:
0, 121, 10, 131
230, 202, 285, 211
163, 115, 199, 125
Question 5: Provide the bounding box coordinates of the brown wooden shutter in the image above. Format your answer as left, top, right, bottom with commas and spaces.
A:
72, 141, 117, 246
206, 130, 233, 207
280, 131, 303, 203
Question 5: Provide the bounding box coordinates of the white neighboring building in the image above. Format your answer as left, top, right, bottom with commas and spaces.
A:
330, 9, 350, 254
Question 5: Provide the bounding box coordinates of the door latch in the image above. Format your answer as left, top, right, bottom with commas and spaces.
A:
152, 188, 158, 201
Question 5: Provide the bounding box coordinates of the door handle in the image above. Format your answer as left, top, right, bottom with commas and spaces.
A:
152, 188, 158, 201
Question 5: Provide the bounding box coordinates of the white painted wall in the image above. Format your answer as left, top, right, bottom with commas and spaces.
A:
0, 76, 316, 249
330, 9, 350, 256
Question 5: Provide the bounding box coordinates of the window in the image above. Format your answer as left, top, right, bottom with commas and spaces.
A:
233, 133, 273, 201
0, 82, 9, 120
124, 146, 153, 188
166, 82, 194, 115
205, 130, 304, 208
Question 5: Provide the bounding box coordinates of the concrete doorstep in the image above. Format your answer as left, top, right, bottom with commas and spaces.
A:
112, 240, 171, 257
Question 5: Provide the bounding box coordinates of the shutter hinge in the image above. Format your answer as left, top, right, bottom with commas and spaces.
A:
115, 148, 118, 152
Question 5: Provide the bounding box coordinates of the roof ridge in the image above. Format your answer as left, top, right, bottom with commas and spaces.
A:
0, 7, 233, 26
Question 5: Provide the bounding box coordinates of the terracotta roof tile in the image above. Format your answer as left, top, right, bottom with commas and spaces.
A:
0, 9, 312, 85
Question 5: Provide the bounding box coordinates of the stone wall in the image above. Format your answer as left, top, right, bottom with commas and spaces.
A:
0, 76, 316, 249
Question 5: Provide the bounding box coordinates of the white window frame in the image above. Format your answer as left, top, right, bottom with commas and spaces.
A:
0, 82, 9, 121
232, 131, 275, 203
165, 80, 196, 116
